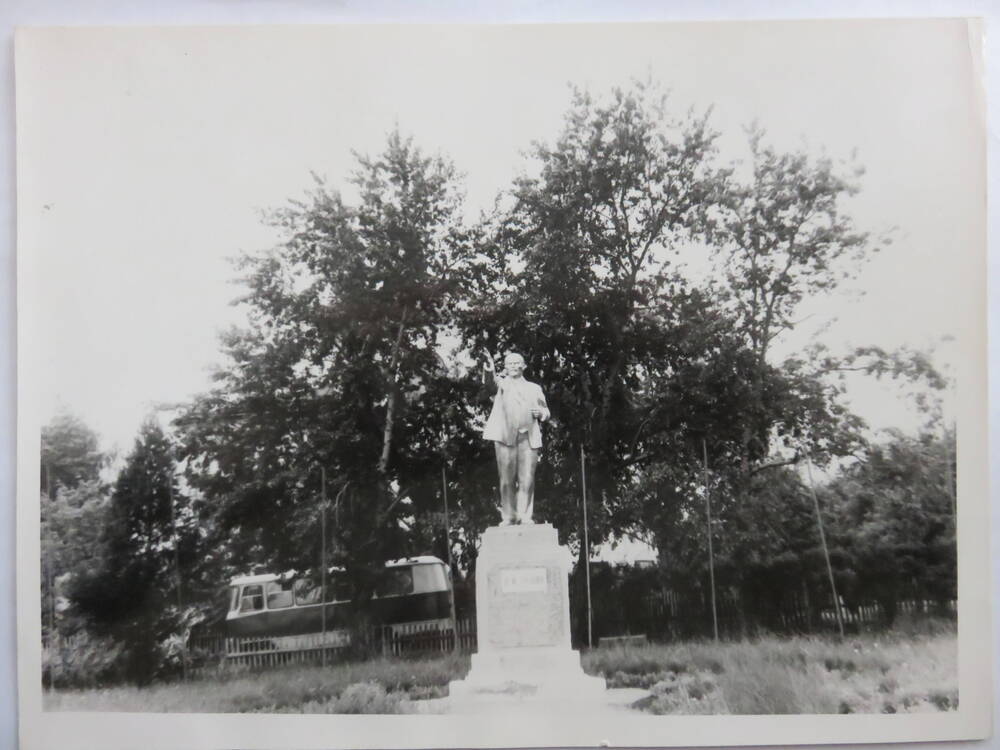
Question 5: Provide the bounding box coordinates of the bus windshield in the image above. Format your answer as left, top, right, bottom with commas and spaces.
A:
375, 567, 414, 597
412, 563, 447, 594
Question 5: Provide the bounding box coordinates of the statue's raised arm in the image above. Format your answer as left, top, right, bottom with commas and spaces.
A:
481, 350, 497, 384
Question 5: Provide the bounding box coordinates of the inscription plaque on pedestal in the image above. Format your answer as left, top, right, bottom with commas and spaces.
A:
487, 565, 563, 648
500, 567, 547, 592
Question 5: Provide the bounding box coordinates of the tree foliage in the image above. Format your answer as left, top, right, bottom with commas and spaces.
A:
69, 420, 193, 683
710, 126, 872, 362
457, 85, 877, 566
707, 126, 877, 476
459, 85, 744, 549
173, 85, 897, 580
175, 132, 482, 603
41, 412, 105, 498
39, 413, 110, 644
824, 428, 957, 622
40, 477, 111, 659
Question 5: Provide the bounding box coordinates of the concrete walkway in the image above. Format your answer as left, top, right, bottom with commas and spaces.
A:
404, 687, 649, 715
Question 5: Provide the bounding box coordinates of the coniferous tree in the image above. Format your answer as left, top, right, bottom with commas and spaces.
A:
70, 420, 188, 683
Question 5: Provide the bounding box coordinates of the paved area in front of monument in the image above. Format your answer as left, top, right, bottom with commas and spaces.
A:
404, 687, 649, 715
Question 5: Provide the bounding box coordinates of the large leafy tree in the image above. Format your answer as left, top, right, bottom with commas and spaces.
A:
707, 126, 877, 476
636, 126, 878, 622
459, 83, 762, 558
460, 84, 866, 559
823, 428, 957, 623
176, 132, 481, 605
636, 466, 834, 633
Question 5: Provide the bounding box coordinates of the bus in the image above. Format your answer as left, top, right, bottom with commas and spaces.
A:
224, 556, 453, 653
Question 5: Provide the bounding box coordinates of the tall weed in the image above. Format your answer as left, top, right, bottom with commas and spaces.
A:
583, 626, 957, 715
45, 653, 469, 713
44, 627, 957, 716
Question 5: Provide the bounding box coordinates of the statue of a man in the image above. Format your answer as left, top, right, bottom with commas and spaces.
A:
481, 351, 550, 525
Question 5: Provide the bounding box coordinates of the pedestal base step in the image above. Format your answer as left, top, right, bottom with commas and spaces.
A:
448, 646, 606, 709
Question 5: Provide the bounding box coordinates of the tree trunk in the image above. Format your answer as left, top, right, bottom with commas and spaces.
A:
378, 307, 409, 477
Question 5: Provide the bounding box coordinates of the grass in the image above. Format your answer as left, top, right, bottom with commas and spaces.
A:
581, 619, 958, 715
43, 652, 471, 714
44, 620, 957, 715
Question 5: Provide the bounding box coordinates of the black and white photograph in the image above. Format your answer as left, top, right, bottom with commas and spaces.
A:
13, 14, 992, 750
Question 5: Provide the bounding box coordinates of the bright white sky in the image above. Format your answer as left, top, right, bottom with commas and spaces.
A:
19, 20, 984, 461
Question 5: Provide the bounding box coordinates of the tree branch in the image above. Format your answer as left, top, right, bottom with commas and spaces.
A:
749, 453, 801, 477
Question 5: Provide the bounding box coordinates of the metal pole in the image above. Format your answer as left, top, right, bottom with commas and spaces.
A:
320, 466, 327, 667
442, 464, 458, 652
169, 480, 187, 681
44, 463, 56, 692
702, 440, 719, 642
44, 559, 54, 692
945, 422, 956, 518
802, 449, 845, 638
580, 444, 593, 649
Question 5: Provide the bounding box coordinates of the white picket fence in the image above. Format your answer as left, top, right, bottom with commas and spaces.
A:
188, 618, 477, 673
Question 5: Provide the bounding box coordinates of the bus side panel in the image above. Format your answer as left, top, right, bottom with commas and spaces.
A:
372, 591, 451, 625
226, 601, 353, 638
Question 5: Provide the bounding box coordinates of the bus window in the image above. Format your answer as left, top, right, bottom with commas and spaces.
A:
293, 577, 351, 604
229, 586, 239, 612
293, 579, 320, 606
265, 580, 294, 609
239, 584, 264, 612
412, 563, 448, 594
376, 567, 414, 598
326, 576, 351, 603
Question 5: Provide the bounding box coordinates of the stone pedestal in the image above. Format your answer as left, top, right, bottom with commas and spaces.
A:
448, 523, 605, 711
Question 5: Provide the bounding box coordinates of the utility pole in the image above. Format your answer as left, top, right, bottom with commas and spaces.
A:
702, 440, 719, 642
945, 422, 956, 518
802, 448, 845, 638
580, 444, 593, 649
44, 463, 57, 691
44, 559, 54, 692
320, 466, 328, 667
441, 464, 458, 652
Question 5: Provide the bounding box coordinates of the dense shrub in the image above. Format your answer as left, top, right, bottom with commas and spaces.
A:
42, 631, 127, 689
